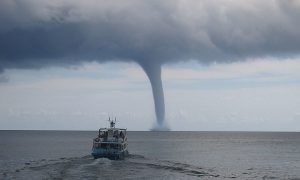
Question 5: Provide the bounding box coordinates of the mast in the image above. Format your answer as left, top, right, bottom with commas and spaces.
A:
109, 117, 116, 128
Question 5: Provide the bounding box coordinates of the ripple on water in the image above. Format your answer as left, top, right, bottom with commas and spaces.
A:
1, 154, 298, 180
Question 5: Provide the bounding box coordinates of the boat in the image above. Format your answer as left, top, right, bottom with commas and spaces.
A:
91, 118, 129, 160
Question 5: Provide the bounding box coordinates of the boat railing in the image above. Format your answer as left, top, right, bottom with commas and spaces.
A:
94, 137, 126, 143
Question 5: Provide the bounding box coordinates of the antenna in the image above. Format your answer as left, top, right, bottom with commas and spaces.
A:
108, 116, 116, 128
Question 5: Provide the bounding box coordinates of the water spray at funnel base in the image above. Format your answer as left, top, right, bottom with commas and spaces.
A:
141, 63, 169, 131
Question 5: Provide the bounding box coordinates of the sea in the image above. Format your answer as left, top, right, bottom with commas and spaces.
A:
0, 131, 300, 180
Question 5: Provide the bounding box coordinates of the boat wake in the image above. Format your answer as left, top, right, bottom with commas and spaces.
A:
3, 154, 297, 179
1, 154, 220, 180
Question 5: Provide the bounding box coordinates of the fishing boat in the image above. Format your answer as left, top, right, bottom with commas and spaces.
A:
91, 118, 128, 160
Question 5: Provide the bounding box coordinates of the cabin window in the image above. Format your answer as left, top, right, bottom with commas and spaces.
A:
111, 144, 119, 149
101, 144, 107, 148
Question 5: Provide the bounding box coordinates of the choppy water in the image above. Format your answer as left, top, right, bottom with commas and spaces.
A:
1, 131, 300, 179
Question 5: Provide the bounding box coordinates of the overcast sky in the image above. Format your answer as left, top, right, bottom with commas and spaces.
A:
1, 58, 299, 131
0, 0, 300, 131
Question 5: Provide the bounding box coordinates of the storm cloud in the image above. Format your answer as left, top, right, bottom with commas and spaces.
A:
1, 0, 300, 69
1, 0, 300, 128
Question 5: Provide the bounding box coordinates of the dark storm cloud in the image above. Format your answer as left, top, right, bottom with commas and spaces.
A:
1, 0, 300, 71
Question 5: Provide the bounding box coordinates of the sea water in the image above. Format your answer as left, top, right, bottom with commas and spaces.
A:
1, 131, 300, 179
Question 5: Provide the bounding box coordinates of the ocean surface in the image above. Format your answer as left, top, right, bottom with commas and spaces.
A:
0, 131, 300, 180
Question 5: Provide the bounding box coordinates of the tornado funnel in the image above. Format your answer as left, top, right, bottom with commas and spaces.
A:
140, 63, 169, 131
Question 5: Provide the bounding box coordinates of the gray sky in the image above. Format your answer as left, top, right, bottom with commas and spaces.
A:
0, 0, 300, 130
1, 59, 299, 131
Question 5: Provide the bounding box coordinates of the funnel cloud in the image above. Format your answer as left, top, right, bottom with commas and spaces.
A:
1, 0, 300, 130
140, 62, 166, 129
